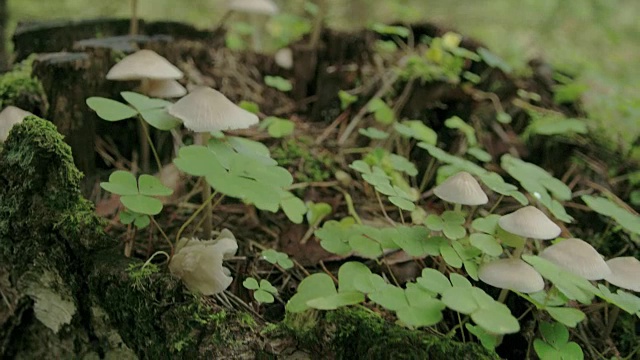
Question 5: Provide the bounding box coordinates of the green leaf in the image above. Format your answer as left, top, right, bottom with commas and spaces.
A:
243, 277, 260, 290
546, 307, 585, 328
306, 291, 365, 310
315, 219, 355, 256
100, 170, 138, 196
396, 297, 445, 327
523, 255, 597, 304
388, 154, 418, 176
394, 120, 437, 144
264, 75, 292, 92
440, 244, 462, 268
174, 145, 225, 177
471, 302, 520, 334
306, 202, 332, 226
466, 324, 498, 350
338, 90, 358, 110
524, 114, 588, 137
477, 47, 512, 73
540, 321, 569, 346
368, 284, 408, 311
279, 191, 307, 224
417, 268, 451, 294
368, 98, 395, 125
450, 273, 472, 288
120, 194, 163, 215
389, 196, 415, 211
338, 262, 372, 293
86, 97, 137, 121
359, 127, 389, 139
445, 116, 477, 146
261, 249, 293, 269
264, 117, 295, 137
472, 215, 501, 234
442, 286, 477, 314
349, 233, 383, 258
470, 233, 503, 257
138, 174, 173, 196
582, 195, 640, 236
286, 273, 337, 313
370, 23, 410, 37
259, 279, 278, 294
239, 100, 260, 114
467, 147, 492, 162
121, 91, 171, 110
139, 108, 182, 130
254, 289, 275, 303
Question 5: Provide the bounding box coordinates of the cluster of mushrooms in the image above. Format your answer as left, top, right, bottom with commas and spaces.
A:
432, 171, 640, 296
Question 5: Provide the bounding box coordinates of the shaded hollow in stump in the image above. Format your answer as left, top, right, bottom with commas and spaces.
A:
0, 117, 497, 359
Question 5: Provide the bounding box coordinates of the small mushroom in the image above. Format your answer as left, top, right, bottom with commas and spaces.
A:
433, 171, 488, 206
169, 229, 238, 295
274, 48, 293, 69
167, 86, 259, 133
145, 79, 188, 99
478, 258, 545, 293
604, 257, 640, 292
540, 238, 610, 280
0, 106, 34, 142
106, 49, 186, 98
498, 206, 561, 240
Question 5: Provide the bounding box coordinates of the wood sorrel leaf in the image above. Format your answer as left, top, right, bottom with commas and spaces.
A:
138, 174, 173, 196
86, 97, 137, 121
100, 170, 138, 196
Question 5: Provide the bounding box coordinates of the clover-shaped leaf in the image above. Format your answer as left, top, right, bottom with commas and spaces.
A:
470, 233, 503, 257
425, 211, 466, 240
262, 249, 294, 269
101, 171, 172, 215
394, 120, 437, 145
359, 127, 389, 139
262, 116, 295, 138
534, 322, 584, 360
264, 75, 292, 92
306, 202, 332, 226
120, 92, 180, 130
315, 218, 356, 256
243, 277, 278, 304
279, 191, 307, 224
287, 273, 363, 312
119, 209, 150, 229
86, 97, 137, 121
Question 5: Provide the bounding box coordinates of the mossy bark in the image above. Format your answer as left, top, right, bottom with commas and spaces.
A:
0, 117, 495, 359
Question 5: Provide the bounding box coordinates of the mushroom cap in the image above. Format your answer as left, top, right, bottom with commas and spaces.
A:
228, 0, 279, 15
0, 106, 34, 142
433, 171, 488, 206
498, 206, 561, 240
478, 258, 545, 293
169, 229, 238, 295
540, 238, 611, 280
605, 257, 640, 292
145, 79, 187, 98
106, 49, 183, 81
275, 48, 293, 69
167, 86, 259, 133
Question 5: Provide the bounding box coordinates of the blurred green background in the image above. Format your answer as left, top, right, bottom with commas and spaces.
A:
7, 0, 640, 151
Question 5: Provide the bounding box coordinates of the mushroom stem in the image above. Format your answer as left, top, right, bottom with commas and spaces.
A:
130, 0, 139, 36
454, 203, 462, 213
497, 288, 510, 303
198, 132, 213, 237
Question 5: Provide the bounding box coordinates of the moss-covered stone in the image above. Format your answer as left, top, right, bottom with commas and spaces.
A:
0, 56, 47, 114
281, 307, 498, 359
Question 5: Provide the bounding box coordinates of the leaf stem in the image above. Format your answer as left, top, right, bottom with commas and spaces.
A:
150, 216, 174, 255
176, 190, 218, 243
139, 117, 162, 172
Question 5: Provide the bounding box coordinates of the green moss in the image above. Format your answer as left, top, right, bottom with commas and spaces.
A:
282, 307, 498, 360
272, 137, 334, 183
0, 56, 47, 112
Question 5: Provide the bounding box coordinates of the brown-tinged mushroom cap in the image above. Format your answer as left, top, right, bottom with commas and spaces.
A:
540, 238, 611, 280
167, 86, 259, 133
0, 106, 34, 142
106, 49, 183, 81
229, 0, 279, 15
433, 171, 488, 206
478, 258, 544, 293
498, 206, 561, 240
605, 257, 640, 292
145, 79, 187, 98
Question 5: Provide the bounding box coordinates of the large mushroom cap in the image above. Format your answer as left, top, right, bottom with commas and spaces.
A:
229, 0, 279, 15
605, 257, 640, 292
540, 238, 610, 280
167, 86, 259, 133
433, 171, 488, 206
478, 258, 544, 293
169, 229, 238, 295
0, 106, 34, 142
106, 49, 183, 81
498, 206, 561, 240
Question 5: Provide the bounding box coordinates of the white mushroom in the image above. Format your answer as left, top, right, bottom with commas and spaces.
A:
228, 0, 279, 15
167, 86, 259, 133
498, 206, 561, 240
605, 257, 640, 292
433, 171, 488, 206
274, 48, 293, 69
478, 258, 544, 293
169, 229, 238, 295
106, 49, 183, 82
540, 238, 610, 280
0, 106, 34, 142
145, 79, 187, 98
